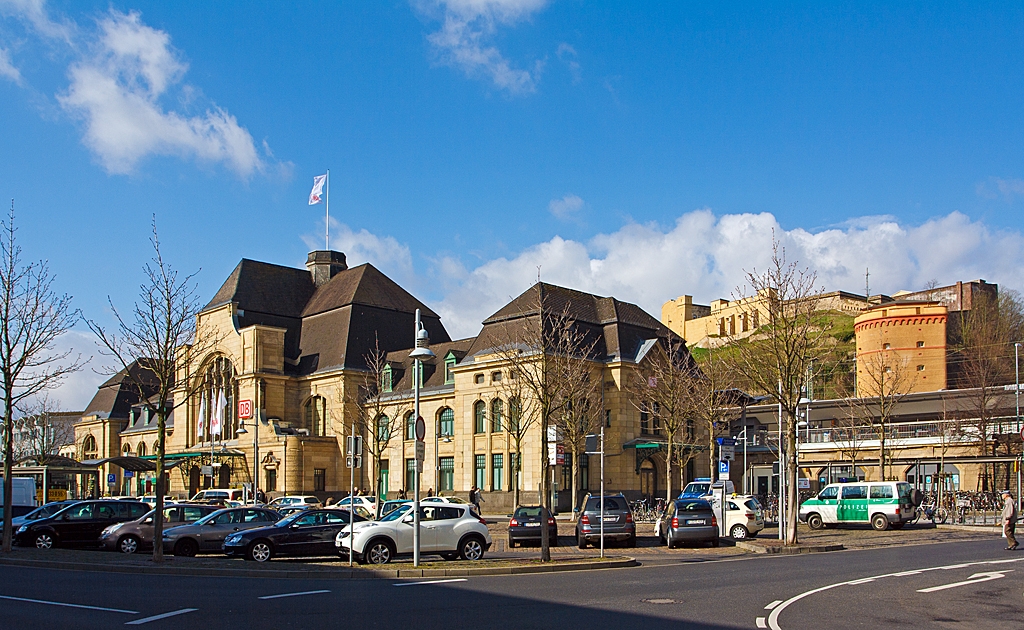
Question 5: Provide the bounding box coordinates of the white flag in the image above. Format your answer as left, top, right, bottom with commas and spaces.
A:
212, 388, 226, 436
308, 174, 327, 205
197, 391, 207, 438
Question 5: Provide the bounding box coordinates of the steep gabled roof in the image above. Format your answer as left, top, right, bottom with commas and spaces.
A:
302, 264, 439, 318
81, 360, 161, 421
204, 259, 315, 318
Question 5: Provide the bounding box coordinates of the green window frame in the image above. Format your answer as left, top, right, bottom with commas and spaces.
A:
405, 458, 416, 493
492, 453, 504, 491
376, 414, 390, 441
444, 353, 456, 384
491, 398, 503, 432
381, 365, 393, 393
439, 457, 455, 492
439, 407, 454, 437
508, 397, 522, 433
474, 400, 486, 434
475, 454, 486, 489
405, 412, 415, 441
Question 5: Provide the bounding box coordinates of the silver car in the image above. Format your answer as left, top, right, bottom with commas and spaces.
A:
161, 507, 279, 556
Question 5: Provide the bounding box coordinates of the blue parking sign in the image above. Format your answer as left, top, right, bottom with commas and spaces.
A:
719, 460, 730, 474
107, 473, 116, 484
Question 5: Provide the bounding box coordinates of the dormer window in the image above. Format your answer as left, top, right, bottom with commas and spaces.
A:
444, 354, 456, 384
381, 365, 393, 393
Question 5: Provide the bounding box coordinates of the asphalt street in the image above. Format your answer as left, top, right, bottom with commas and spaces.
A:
0, 538, 1020, 629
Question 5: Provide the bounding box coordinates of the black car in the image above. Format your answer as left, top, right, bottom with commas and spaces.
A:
223, 508, 367, 562
507, 506, 558, 548
11, 500, 80, 528
15, 500, 149, 549
656, 499, 719, 548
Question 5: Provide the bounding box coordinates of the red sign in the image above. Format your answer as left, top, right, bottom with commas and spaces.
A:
238, 399, 253, 419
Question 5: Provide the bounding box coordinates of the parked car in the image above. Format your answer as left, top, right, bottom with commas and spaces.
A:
679, 479, 735, 498
267, 495, 322, 508
378, 499, 410, 517
274, 505, 310, 519
694, 493, 765, 539
575, 493, 635, 548
507, 506, 558, 548
15, 500, 149, 549
162, 507, 281, 556
223, 508, 367, 562
11, 500, 80, 528
190, 489, 246, 503
100, 503, 220, 554
655, 499, 719, 548
139, 496, 175, 509
422, 496, 469, 504
336, 502, 491, 564
799, 481, 917, 531
333, 495, 376, 513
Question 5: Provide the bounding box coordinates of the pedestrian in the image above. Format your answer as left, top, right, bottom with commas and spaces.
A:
398, 488, 407, 499
325, 497, 336, 507
470, 486, 483, 511
1001, 490, 1018, 550
427, 487, 434, 498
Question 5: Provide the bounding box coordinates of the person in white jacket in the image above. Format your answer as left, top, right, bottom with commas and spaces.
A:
1001, 490, 1018, 550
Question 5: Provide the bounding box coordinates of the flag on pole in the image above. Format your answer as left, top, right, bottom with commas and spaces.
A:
197, 391, 207, 439
212, 388, 225, 436
309, 174, 327, 205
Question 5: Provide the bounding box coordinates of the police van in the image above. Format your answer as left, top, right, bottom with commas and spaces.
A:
798, 481, 918, 531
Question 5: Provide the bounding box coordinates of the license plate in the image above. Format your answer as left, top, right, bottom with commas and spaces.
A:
685, 519, 705, 525
603, 517, 617, 522
524, 522, 540, 527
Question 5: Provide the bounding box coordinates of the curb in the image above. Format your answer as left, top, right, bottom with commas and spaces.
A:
0, 555, 637, 579
936, 524, 1003, 534
733, 541, 844, 555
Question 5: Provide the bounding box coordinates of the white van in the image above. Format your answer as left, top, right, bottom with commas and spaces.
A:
190, 489, 245, 503
799, 481, 917, 531
0, 477, 37, 518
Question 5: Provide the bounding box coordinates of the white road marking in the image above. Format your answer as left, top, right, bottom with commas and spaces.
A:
125, 609, 197, 625
764, 558, 1024, 630
756, 616, 767, 628
846, 578, 876, 585
0, 594, 137, 614
917, 571, 1011, 593
258, 589, 331, 600
764, 600, 783, 610
394, 578, 468, 587
890, 570, 922, 577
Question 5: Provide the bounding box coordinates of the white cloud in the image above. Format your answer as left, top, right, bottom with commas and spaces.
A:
57, 11, 264, 177
0, 46, 21, 83
977, 176, 1024, 202
0, 0, 72, 42
302, 218, 416, 286
548, 193, 584, 220
416, 0, 548, 95
556, 42, 580, 84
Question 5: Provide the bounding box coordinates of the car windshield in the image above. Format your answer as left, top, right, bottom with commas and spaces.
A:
193, 510, 230, 526
585, 497, 625, 511
676, 500, 711, 512
685, 484, 710, 495
274, 512, 308, 527
380, 505, 412, 522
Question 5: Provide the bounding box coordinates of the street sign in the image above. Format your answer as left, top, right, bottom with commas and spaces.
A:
346, 455, 363, 469
717, 438, 736, 461
238, 399, 253, 419
415, 416, 425, 441
719, 460, 730, 475
798, 477, 810, 489
124, 470, 134, 479
547, 443, 565, 466
106, 473, 116, 485
415, 440, 425, 463
346, 435, 363, 456
201, 465, 213, 477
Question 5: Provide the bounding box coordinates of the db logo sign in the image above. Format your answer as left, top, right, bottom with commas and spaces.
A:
238, 399, 253, 419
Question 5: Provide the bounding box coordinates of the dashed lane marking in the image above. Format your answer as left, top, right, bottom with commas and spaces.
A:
125, 608, 197, 625
393, 578, 468, 587
764, 600, 783, 610
258, 590, 331, 600
0, 594, 137, 614
756, 616, 767, 628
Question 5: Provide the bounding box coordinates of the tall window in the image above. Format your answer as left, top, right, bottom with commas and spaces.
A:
305, 396, 328, 437
562, 452, 572, 492
378, 460, 389, 497
405, 412, 415, 441
475, 454, 486, 489
381, 365, 393, 393
640, 409, 650, 435
406, 459, 416, 493
492, 453, 504, 491
444, 355, 456, 384
137, 442, 147, 457
198, 356, 238, 441
474, 400, 486, 434
439, 457, 454, 492
265, 469, 277, 492
313, 468, 326, 492
122, 443, 132, 456
491, 398, 503, 432
376, 414, 390, 441
581, 454, 589, 490
438, 407, 454, 437
508, 397, 522, 433
83, 434, 98, 459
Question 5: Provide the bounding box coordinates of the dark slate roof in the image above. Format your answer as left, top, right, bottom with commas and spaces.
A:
384, 338, 476, 392
202, 254, 451, 375
468, 283, 681, 363
81, 360, 161, 421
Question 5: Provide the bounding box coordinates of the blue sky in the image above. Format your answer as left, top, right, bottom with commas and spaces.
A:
2, 1, 1024, 408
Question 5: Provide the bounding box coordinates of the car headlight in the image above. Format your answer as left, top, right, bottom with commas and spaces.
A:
17, 525, 28, 534
225, 534, 242, 544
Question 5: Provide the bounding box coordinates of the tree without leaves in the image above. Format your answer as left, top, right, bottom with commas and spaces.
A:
853, 350, 915, 480
13, 394, 76, 465
728, 237, 830, 545
1, 203, 83, 553
86, 219, 217, 563
496, 368, 538, 511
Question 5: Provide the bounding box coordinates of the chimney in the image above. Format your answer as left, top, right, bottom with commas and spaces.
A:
306, 250, 347, 287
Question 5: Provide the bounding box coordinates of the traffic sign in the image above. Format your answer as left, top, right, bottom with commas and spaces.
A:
238, 399, 253, 419
346, 455, 363, 469
415, 416, 425, 441
719, 460, 730, 475
107, 473, 116, 485
415, 440, 425, 463
124, 470, 134, 479
717, 438, 736, 461
346, 435, 363, 456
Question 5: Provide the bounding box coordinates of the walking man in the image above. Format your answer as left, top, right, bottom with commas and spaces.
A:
1001, 490, 1018, 550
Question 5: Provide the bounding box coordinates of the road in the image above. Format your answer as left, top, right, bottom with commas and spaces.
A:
0, 538, 1020, 628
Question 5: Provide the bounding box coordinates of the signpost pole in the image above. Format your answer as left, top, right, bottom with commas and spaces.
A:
348, 423, 355, 567
600, 426, 605, 559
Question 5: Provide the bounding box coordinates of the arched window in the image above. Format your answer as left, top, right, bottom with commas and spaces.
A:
491, 398, 503, 433
122, 443, 132, 456
473, 400, 486, 434
82, 434, 98, 459
196, 355, 238, 441
152, 441, 159, 455
438, 407, 454, 437
376, 414, 390, 441
305, 395, 328, 437
137, 442, 147, 457
405, 412, 415, 441
508, 397, 522, 433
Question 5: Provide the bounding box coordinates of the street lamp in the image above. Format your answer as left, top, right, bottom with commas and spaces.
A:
408, 309, 435, 568
235, 416, 264, 505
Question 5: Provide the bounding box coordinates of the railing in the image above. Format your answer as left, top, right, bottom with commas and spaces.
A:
802, 416, 1023, 445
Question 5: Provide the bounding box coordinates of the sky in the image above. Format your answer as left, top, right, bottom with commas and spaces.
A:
2, 1, 1024, 410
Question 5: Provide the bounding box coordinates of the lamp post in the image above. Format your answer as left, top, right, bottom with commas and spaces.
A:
409, 309, 435, 568
1015, 343, 1021, 434
235, 417, 262, 505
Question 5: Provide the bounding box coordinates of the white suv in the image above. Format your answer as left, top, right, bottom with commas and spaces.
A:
336, 503, 491, 564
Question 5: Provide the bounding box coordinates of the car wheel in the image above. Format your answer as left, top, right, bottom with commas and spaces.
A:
173, 539, 198, 557
871, 514, 890, 531
459, 536, 485, 561
577, 531, 587, 549
439, 552, 458, 561
710, 538, 720, 548
366, 539, 394, 565
248, 540, 273, 562
34, 532, 54, 549
807, 513, 824, 530
118, 535, 140, 554
730, 525, 749, 540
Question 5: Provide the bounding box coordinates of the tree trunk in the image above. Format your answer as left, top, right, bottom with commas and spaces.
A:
152, 411, 166, 562
571, 451, 579, 520
512, 444, 521, 509
2, 390, 13, 553
784, 410, 799, 545
665, 433, 674, 505
540, 416, 550, 562
878, 428, 886, 482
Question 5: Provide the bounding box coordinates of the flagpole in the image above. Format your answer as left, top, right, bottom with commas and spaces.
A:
325, 169, 330, 250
